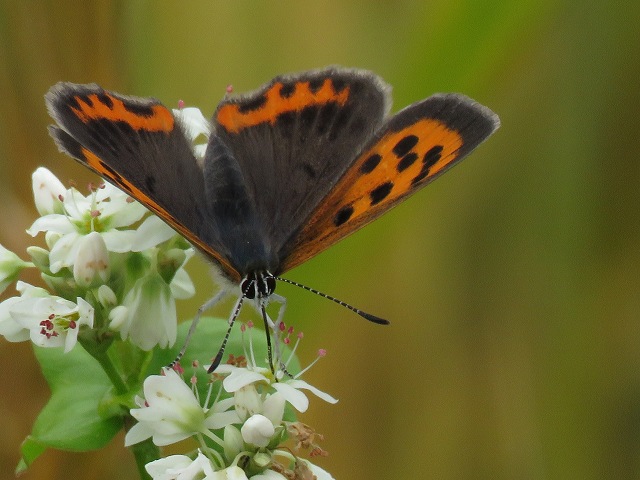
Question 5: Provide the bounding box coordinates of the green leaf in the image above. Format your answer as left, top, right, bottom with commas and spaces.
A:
16, 437, 46, 475
19, 342, 124, 470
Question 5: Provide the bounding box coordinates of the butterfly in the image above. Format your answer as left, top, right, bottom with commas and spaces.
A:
45, 67, 499, 370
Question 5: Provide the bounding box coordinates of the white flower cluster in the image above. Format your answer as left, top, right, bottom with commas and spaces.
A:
126, 324, 336, 480
0, 167, 195, 352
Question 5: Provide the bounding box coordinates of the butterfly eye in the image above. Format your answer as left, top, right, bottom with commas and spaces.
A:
241, 276, 256, 299
241, 271, 276, 299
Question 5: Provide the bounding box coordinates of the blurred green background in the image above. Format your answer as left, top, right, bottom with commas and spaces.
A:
1, 1, 639, 479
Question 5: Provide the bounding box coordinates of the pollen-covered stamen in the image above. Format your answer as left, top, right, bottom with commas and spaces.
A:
292, 346, 327, 379
284, 331, 304, 368
38, 311, 80, 339
172, 362, 185, 375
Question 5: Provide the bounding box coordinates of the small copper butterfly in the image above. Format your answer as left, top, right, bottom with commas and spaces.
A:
45, 67, 499, 370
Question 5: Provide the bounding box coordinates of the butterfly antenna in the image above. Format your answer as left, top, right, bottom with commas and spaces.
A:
207, 296, 245, 373
274, 276, 390, 325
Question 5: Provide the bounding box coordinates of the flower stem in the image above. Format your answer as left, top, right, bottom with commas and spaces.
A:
78, 335, 128, 395
129, 438, 160, 479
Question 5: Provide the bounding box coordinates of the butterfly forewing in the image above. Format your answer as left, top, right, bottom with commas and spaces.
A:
213, 68, 392, 256
279, 93, 500, 273
45, 82, 241, 280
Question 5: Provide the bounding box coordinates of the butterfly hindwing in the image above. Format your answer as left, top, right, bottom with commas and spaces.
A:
45, 82, 240, 280
279, 93, 500, 273
213, 67, 391, 257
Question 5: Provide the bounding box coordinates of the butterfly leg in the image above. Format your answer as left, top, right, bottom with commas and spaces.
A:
169, 288, 229, 369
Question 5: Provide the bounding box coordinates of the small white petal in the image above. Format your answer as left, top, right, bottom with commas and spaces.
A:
124, 422, 154, 447
48, 232, 82, 273
222, 368, 269, 392
204, 410, 241, 430
173, 107, 211, 140
101, 229, 136, 253
131, 215, 176, 251
170, 268, 195, 300
108, 305, 128, 330
73, 232, 110, 287
27, 214, 75, 237
298, 460, 335, 480
0, 297, 30, 342
32, 167, 66, 215
286, 379, 338, 404
262, 393, 285, 426
102, 197, 147, 228
271, 383, 309, 413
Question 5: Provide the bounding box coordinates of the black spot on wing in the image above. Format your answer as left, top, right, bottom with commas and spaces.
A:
360, 154, 382, 174
309, 78, 324, 93
423, 145, 443, 168
95, 92, 114, 109
280, 82, 296, 98
397, 152, 419, 172
334, 205, 354, 226
411, 145, 444, 185
370, 182, 393, 205
122, 100, 155, 117
392, 135, 419, 157
238, 93, 267, 113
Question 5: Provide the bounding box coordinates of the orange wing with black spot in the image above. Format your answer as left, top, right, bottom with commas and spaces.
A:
278, 93, 500, 273
45, 82, 240, 281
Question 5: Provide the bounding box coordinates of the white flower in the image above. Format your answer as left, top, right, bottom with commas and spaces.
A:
115, 272, 177, 350
32, 167, 65, 215
0, 282, 49, 342
145, 450, 215, 480
131, 216, 178, 252
173, 107, 211, 160
241, 414, 274, 448
0, 244, 31, 294
72, 231, 110, 287
215, 364, 337, 414
125, 369, 239, 447
8, 294, 94, 352
27, 181, 149, 274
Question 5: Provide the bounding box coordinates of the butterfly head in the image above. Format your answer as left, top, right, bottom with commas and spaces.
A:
241, 270, 276, 300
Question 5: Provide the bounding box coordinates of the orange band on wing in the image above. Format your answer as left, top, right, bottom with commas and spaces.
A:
71, 93, 174, 132
217, 79, 350, 133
